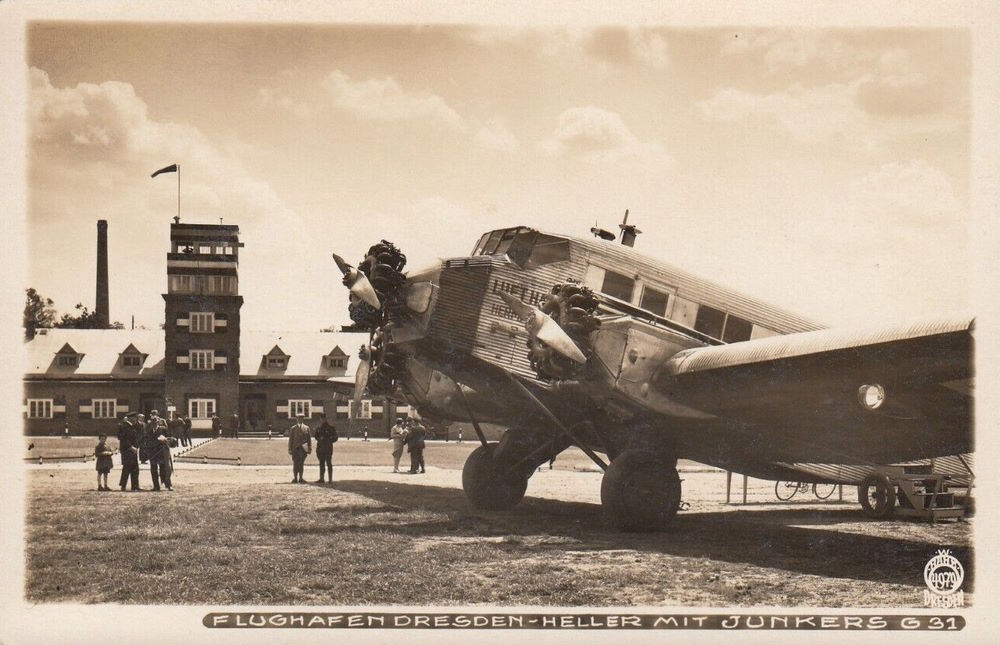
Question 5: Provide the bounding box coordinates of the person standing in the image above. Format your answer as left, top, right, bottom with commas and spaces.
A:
94, 433, 114, 491
287, 414, 311, 484
313, 413, 339, 483
182, 414, 193, 447
211, 414, 222, 439
117, 413, 141, 491
404, 419, 427, 474
390, 417, 408, 473
145, 410, 171, 491
168, 413, 185, 448
230, 411, 241, 439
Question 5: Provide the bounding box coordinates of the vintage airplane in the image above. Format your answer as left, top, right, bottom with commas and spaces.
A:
333, 217, 973, 531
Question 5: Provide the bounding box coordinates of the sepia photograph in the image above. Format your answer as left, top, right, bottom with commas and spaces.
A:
2, 2, 998, 643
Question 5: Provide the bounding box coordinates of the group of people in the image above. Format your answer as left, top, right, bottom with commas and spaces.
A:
390, 416, 427, 474
287, 412, 339, 483
95, 409, 179, 492
210, 412, 242, 439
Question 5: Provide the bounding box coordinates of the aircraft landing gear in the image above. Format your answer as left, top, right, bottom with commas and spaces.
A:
601, 450, 682, 532
462, 443, 529, 510
858, 473, 896, 519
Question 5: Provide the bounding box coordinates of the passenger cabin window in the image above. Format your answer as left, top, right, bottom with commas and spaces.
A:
601, 270, 635, 302
639, 287, 670, 317
722, 315, 753, 343
694, 305, 726, 340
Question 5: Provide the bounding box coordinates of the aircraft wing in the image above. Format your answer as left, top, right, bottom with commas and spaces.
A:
652, 314, 974, 463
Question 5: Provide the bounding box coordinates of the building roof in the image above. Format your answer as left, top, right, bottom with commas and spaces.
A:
25, 328, 367, 380
25, 329, 165, 379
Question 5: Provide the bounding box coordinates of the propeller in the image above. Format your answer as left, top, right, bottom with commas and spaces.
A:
332, 253, 381, 309
499, 292, 588, 364
354, 345, 371, 404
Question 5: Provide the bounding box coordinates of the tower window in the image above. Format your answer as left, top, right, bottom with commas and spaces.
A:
189, 350, 215, 370
190, 312, 215, 333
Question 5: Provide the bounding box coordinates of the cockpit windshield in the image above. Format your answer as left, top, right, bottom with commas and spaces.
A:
472, 227, 570, 268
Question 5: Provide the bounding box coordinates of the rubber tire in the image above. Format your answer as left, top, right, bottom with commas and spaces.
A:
462, 444, 528, 511
600, 450, 682, 532
775, 481, 800, 501
858, 474, 896, 518
812, 482, 837, 500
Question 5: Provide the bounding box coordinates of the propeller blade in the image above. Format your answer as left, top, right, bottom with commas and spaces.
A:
331, 253, 352, 276
350, 272, 382, 309
534, 314, 588, 363
354, 356, 371, 404
499, 291, 535, 320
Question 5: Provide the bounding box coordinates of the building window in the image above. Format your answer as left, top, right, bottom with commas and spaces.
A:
189, 398, 216, 419
190, 312, 215, 333
348, 400, 372, 419
27, 399, 53, 419
639, 286, 670, 317
93, 399, 117, 419
266, 357, 287, 369
189, 350, 215, 370
328, 357, 345, 368
694, 305, 726, 340
122, 355, 142, 367
57, 355, 78, 366
205, 275, 236, 294
288, 399, 312, 419
169, 274, 196, 293
601, 270, 635, 302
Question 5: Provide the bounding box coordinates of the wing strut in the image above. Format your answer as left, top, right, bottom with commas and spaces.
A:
505, 374, 608, 472
453, 382, 489, 448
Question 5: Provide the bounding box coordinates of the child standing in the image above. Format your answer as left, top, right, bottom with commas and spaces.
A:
95, 433, 114, 491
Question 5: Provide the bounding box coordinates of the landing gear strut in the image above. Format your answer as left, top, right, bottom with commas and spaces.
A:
600, 450, 682, 532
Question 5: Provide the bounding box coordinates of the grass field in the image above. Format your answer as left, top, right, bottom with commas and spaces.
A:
24, 447, 972, 607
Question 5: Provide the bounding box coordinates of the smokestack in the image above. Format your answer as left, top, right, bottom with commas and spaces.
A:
96, 220, 109, 328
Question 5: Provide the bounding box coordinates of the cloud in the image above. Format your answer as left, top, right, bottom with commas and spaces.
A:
474, 118, 518, 153
585, 28, 669, 68
721, 29, 850, 73
255, 87, 311, 118
846, 159, 962, 229
538, 106, 672, 166
322, 70, 465, 130
27, 67, 328, 331
696, 79, 958, 145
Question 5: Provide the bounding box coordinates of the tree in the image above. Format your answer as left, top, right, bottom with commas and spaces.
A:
24, 288, 56, 341
54, 303, 124, 330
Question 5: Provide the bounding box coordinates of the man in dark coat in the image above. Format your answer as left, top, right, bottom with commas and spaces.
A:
404, 419, 427, 474
168, 413, 185, 448
287, 414, 311, 483
117, 413, 141, 491
313, 413, 339, 483
211, 414, 222, 439
182, 414, 193, 447
230, 412, 241, 439
144, 410, 172, 491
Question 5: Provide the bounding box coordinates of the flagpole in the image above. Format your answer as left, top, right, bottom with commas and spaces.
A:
177, 164, 181, 221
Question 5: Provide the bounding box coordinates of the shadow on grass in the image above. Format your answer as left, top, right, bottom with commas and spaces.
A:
330, 479, 973, 591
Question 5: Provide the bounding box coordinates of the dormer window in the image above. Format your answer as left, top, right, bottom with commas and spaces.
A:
57, 355, 78, 366
267, 357, 287, 369
122, 355, 142, 367
55, 343, 83, 367
328, 357, 346, 368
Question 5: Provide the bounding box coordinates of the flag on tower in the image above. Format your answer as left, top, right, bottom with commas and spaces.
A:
151, 164, 178, 178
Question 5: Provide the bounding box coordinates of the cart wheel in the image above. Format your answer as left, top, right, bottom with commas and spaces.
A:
858, 474, 896, 518
775, 480, 801, 501
812, 482, 837, 500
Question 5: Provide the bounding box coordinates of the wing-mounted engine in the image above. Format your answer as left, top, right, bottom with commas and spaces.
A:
529, 282, 602, 380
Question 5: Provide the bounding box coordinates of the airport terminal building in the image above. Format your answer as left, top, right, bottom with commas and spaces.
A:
23, 221, 406, 436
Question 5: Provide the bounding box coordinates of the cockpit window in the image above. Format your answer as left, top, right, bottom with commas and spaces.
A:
474, 227, 570, 268
481, 230, 505, 254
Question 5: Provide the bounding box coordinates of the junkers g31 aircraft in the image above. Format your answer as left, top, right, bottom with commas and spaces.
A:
332, 216, 973, 531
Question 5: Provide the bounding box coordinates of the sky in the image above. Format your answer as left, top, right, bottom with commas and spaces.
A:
24, 23, 973, 332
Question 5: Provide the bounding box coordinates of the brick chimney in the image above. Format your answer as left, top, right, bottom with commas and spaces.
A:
96, 220, 109, 327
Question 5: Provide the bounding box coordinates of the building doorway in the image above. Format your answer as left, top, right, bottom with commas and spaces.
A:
242, 393, 266, 433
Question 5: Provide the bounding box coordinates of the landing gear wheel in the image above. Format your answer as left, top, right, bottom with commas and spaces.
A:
858, 474, 896, 518
600, 450, 681, 532
462, 444, 528, 511
812, 482, 837, 500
